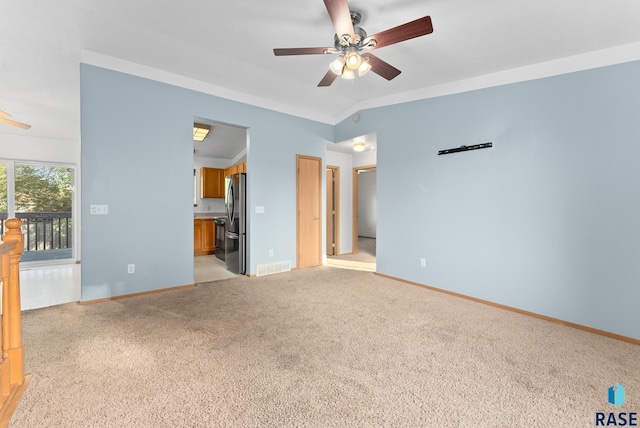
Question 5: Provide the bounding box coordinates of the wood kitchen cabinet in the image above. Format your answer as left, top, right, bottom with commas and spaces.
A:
224, 162, 246, 177
194, 219, 203, 254
200, 167, 224, 199
224, 164, 238, 178
194, 218, 216, 256
202, 219, 215, 252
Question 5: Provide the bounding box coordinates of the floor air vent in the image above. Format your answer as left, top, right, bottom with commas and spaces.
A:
256, 261, 291, 277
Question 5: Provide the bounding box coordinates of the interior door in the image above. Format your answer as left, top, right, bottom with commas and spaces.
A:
326, 169, 334, 256
297, 155, 322, 268
326, 166, 339, 256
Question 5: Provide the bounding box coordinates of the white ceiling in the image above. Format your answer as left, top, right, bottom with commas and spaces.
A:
194, 118, 247, 160
2, 1, 640, 143
327, 132, 376, 154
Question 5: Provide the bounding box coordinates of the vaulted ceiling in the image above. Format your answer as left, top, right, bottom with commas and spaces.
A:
2, 0, 640, 142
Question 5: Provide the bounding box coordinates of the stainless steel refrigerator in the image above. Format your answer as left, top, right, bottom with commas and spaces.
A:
225, 172, 246, 274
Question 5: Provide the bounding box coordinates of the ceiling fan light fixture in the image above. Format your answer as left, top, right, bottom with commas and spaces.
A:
344, 50, 363, 70
353, 142, 366, 152
357, 58, 372, 76
329, 56, 345, 75
193, 123, 211, 142
341, 68, 355, 80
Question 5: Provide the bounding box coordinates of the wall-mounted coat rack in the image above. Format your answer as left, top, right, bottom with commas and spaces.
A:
438, 142, 492, 156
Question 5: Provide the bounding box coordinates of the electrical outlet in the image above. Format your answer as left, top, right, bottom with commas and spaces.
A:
269, 249, 274, 257
420, 258, 426, 268
127, 264, 135, 274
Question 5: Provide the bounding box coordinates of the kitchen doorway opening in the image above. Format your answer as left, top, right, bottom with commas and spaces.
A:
192, 117, 249, 282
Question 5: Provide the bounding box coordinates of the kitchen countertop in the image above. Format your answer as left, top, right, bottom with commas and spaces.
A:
194, 212, 225, 219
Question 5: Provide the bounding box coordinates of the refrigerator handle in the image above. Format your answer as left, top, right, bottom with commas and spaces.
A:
239, 234, 246, 275
226, 178, 235, 227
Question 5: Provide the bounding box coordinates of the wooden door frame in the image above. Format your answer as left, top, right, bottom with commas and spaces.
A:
326, 165, 340, 256
296, 154, 323, 269
352, 164, 376, 254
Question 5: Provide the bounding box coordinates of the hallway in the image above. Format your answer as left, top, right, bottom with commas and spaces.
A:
326, 236, 376, 271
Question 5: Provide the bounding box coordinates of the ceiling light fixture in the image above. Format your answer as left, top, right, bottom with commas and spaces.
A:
329, 49, 370, 80
329, 56, 345, 75
353, 142, 366, 152
342, 68, 355, 80
193, 124, 211, 142
344, 50, 362, 70
274, 8, 434, 88
357, 57, 371, 76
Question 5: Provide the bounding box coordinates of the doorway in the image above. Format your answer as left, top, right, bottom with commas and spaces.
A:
325, 163, 376, 271
297, 155, 322, 269
352, 164, 376, 257
193, 118, 248, 282
324, 133, 378, 271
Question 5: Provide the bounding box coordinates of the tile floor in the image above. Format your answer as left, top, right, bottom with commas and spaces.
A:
20, 263, 81, 310
194, 254, 238, 283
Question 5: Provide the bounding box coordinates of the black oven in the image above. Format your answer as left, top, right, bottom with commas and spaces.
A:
214, 217, 226, 261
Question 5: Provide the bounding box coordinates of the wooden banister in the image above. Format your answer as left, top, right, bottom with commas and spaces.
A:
0, 219, 30, 427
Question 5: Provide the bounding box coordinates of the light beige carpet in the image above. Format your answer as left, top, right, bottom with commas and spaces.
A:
11, 267, 640, 427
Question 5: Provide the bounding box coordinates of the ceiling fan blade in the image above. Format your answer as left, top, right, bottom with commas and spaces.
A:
365, 16, 433, 50
0, 116, 32, 130
0, 109, 11, 117
361, 53, 401, 81
274, 47, 335, 56
323, 0, 355, 44
318, 70, 339, 87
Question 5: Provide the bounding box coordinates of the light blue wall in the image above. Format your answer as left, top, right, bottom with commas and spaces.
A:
80, 65, 332, 301
81, 61, 640, 340
336, 60, 640, 340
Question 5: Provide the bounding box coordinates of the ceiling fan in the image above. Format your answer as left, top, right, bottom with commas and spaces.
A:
273, 0, 433, 87
0, 109, 31, 130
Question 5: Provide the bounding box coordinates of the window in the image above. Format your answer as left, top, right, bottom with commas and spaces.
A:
0, 160, 75, 263
0, 163, 7, 234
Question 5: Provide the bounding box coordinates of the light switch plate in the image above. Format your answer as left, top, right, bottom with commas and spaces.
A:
255, 206, 265, 214
90, 205, 109, 215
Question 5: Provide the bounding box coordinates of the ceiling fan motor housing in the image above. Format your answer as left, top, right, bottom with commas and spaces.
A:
334, 14, 368, 51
